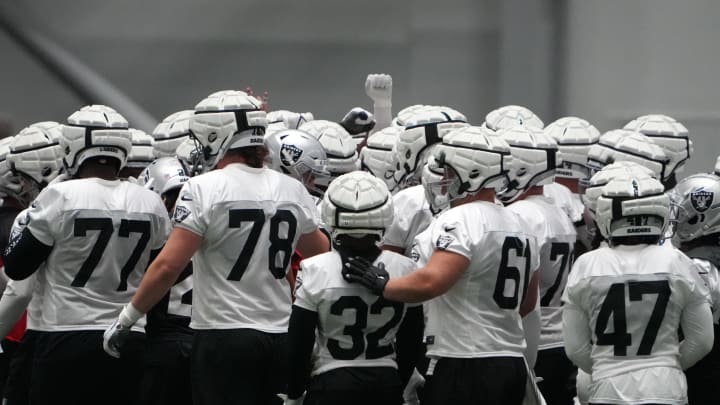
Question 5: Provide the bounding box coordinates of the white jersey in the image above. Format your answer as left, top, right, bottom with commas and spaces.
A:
384, 185, 434, 256
173, 163, 319, 331
420, 201, 540, 358
294, 250, 417, 376
21, 178, 170, 331
544, 182, 583, 223
692, 258, 720, 324
563, 244, 708, 382
509, 195, 576, 349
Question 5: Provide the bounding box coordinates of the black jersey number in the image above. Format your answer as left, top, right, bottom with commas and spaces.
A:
595, 280, 671, 356
72, 218, 151, 291
493, 236, 532, 310
327, 296, 404, 360
227, 209, 297, 281
540, 242, 575, 307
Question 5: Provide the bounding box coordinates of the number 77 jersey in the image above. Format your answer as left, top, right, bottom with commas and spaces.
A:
563, 244, 710, 380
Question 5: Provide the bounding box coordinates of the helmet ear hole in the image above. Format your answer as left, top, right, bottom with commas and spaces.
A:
688, 215, 699, 225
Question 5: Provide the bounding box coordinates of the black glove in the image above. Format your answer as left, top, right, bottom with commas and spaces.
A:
339, 107, 376, 136
343, 256, 389, 295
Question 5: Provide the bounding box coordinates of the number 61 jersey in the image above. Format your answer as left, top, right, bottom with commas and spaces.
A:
172, 163, 319, 332
421, 201, 540, 359
563, 244, 710, 380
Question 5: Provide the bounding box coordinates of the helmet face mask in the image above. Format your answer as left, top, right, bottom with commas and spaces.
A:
422, 157, 449, 214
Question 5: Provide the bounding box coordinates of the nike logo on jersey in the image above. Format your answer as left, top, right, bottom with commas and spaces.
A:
180, 194, 193, 201
443, 224, 456, 232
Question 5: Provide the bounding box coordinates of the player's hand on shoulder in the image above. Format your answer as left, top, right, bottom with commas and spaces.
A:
343, 256, 390, 295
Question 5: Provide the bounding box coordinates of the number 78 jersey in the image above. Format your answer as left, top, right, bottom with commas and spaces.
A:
563, 244, 709, 380
173, 164, 319, 332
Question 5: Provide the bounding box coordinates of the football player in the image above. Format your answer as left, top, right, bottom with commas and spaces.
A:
544, 117, 601, 254
135, 157, 192, 405
151, 110, 193, 159
104, 90, 329, 405
344, 126, 541, 405
299, 119, 359, 196
3, 105, 171, 405
0, 122, 63, 405
120, 128, 155, 179
624, 114, 691, 190
563, 176, 713, 405
286, 171, 422, 405
499, 125, 578, 404
670, 173, 720, 404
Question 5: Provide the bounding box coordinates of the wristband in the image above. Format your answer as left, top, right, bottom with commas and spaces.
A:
119, 303, 144, 327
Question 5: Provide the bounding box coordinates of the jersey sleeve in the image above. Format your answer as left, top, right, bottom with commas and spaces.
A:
562, 255, 589, 309
293, 261, 321, 312
384, 191, 414, 248
428, 209, 475, 259
24, 186, 63, 246
172, 181, 207, 236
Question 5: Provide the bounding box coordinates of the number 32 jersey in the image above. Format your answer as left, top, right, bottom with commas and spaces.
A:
22, 178, 170, 331
294, 250, 418, 376
173, 163, 319, 332
421, 201, 540, 359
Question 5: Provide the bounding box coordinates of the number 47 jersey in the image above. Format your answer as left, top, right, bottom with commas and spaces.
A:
563, 244, 710, 380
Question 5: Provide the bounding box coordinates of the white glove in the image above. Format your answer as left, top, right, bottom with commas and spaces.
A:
102, 317, 131, 358
102, 304, 143, 358
402, 368, 425, 405
365, 74, 392, 107
277, 392, 305, 405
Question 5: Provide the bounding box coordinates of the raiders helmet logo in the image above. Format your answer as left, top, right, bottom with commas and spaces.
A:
173, 206, 191, 223
690, 189, 714, 213
280, 144, 303, 166
436, 235, 454, 250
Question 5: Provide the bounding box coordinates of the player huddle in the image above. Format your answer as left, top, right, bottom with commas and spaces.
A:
0, 73, 716, 405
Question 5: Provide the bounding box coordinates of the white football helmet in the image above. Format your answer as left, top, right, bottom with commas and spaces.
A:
583, 161, 656, 219
126, 129, 155, 169
61, 105, 132, 176
264, 129, 329, 195
429, 126, 513, 203
138, 157, 190, 196
544, 117, 600, 183
320, 170, 394, 239
586, 129, 669, 181
392, 104, 427, 127
624, 114, 691, 184
421, 155, 448, 214
484, 105, 544, 131
596, 176, 669, 241
8, 121, 64, 188
360, 126, 402, 193
266, 110, 314, 134
496, 125, 560, 203
152, 110, 193, 158
393, 108, 468, 189
299, 120, 359, 190
0, 136, 22, 200
189, 90, 268, 172
670, 173, 720, 242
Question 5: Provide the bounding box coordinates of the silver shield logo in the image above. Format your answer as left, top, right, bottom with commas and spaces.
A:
690, 189, 713, 213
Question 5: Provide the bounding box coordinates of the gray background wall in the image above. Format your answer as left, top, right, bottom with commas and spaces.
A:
1, 0, 717, 175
